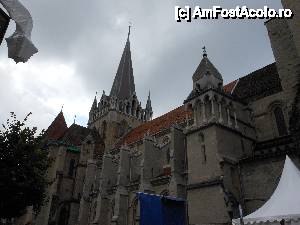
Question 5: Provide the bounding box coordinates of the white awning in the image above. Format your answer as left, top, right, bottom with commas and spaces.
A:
233, 156, 300, 225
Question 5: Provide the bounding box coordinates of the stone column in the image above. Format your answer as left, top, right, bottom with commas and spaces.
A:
211, 98, 216, 121
193, 106, 197, 126
93, 155, 116, 225
111, 148, 130, 225
227, 108, 232, 126
77, 160, 97, 225
234, 112, 239, 129
202, 102, 207, 123
218, 102, 223, 123
169, 127, 186, 199
139, 137, 155, 193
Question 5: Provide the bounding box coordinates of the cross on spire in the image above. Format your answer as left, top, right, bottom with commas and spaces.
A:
128, 22, 132, 39
202, 46, 207, 57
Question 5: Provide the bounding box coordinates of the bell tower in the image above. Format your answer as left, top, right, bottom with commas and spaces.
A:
87, 27, 153, 151
184, 49, 256, 225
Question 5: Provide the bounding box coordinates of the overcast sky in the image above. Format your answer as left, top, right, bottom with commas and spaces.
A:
0, 0, 283, 131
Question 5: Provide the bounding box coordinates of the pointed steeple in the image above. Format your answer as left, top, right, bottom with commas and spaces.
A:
88, 93, 98, 125
146, 91, 152, 110
92, 93, 97, 109
145, 90, 153, 121
45, 111, 68, 140
110, 26, 135, 100
192, 48, 223, 90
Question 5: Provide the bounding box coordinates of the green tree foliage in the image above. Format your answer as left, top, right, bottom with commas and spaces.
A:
0, 112, 51, 219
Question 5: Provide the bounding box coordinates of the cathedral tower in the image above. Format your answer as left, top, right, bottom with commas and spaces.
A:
87, 27, 153, 151
184, 50, 255, 225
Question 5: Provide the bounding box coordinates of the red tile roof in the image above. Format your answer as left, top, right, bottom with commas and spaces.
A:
223, 80, 238, 93
61, 124, 91, 146
45, 111, 68, 140
119, 80, 240, 147
120, 106, 192, 146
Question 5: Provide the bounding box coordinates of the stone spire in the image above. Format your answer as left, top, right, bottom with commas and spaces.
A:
192, 49, 223, 90
92, 94, 97, 109
110, 26, 135, 100
88, 93, 98, 125
88, 27, 153, 125
145, 91, 153, 121
146, 91, 152, 111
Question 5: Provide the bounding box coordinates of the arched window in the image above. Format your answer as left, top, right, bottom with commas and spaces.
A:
199, 133, 206, 164
131, 100, 136, 116
166, 148, 170, 164
126, 103, 130, 114
119, 102, 123, 112
273, 107, 288, 136
68, 159, 75, 177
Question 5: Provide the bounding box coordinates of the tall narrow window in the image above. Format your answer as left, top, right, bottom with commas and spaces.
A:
68, 159, 75, 177
198, 133, 206, 164
241, 139, 245, 154
201, 145, 207, 164
273, 107, 288, 136
166, 148, 170, 164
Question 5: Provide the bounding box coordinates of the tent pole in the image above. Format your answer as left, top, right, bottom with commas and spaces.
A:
239, 204, 245, 225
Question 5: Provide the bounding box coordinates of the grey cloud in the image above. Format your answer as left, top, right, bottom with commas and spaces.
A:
0, 0, 283, 129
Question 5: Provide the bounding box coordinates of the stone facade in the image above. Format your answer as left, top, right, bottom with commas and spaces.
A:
30, 1, 300, 225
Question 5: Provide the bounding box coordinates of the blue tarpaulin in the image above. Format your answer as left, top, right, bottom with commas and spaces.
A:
138, 192, 186, 225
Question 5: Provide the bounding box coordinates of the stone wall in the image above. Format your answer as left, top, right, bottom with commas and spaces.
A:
240, 155, 300, 215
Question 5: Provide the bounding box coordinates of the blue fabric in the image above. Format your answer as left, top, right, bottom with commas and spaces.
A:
137, 192, 186, 225
138, 192, 163, 225
162, 197, 186, 225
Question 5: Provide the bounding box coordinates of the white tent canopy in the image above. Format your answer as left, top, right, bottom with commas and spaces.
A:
233, 156, 300, 225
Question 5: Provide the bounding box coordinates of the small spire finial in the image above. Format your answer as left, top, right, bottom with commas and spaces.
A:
202, 46, 207, 57
73, 115, 76, 124
128, 22, 132, 39
148, 90, 151, 99
61, 104, 64, 112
